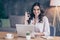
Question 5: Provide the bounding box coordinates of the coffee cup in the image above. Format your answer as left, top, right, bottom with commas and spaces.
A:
5, 33, 14, 39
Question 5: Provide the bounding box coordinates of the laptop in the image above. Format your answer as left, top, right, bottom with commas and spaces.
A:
16, 24, 35, 37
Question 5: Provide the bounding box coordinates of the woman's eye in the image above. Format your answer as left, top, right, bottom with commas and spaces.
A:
33, 9, 40, 11
33, 9, 35, 10
37, 9, 40, 10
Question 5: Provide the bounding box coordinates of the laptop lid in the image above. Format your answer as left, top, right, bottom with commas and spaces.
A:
16, 24, 34, 37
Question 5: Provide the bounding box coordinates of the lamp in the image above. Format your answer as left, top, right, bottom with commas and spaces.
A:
50, 0, 60, 26
50, 0, 60, 36
50, 0, 60, 6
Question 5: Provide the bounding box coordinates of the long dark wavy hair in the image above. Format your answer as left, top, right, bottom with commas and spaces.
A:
28, 2, 45, 24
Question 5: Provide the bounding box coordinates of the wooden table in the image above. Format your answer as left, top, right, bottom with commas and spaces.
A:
0, 32, 60, 40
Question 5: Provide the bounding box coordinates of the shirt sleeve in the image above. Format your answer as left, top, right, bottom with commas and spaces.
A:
43, 16, 50, 36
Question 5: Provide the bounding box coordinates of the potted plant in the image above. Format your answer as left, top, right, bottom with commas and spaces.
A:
26, 31, 31, 40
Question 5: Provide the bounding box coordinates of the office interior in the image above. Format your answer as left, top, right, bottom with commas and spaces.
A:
0, 0, 60, 36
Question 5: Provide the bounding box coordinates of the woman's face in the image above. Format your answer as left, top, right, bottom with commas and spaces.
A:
33, 6, 41, 16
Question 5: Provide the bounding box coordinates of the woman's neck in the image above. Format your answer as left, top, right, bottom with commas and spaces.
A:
35, 15, 38, 19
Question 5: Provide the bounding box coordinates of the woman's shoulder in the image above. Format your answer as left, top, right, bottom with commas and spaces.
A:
43, 16, 48, 19
43, 16, 48, 21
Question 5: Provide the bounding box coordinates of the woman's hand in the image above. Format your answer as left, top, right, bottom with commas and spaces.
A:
35, 32, 45, 36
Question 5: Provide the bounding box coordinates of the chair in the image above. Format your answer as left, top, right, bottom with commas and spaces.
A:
10, 15, 25, 28
0, 28, 16, 32
50, 25, 55, 36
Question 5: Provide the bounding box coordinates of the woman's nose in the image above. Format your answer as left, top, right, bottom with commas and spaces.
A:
35, 10, 38, 14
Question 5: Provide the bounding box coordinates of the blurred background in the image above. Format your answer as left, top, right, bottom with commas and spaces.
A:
0, 0, 60, 36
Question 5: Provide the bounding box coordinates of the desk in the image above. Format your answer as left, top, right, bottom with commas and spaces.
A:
0, 32, 60, 40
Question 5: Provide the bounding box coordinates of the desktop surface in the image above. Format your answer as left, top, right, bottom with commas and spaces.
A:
0, 32, 60, 40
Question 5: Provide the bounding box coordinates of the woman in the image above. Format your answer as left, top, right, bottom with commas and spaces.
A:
27, 2, 50, 36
